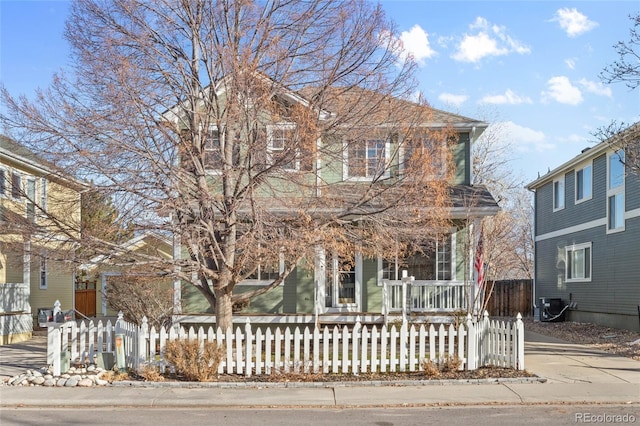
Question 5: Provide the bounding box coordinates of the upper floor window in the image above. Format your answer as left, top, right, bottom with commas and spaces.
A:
401, 137, 446, 179
575, 163, 592, 203
566, 242, 591, 282
346, 139, 388, 179
11, 172, 21, 199
607, 151, 625, 232
267, 123, 313, 171
608, 151, 625, 190
204, 126, 222, 169
0, 169, 6, 197
26, 178, 36, 222
553, 176, 565, 211
40, 178, 47, 213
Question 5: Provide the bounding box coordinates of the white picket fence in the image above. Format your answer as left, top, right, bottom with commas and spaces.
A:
46, 312, 524, 377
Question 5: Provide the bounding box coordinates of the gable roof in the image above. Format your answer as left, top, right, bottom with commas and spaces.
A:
526, 122, 640, 190
0, 135, 88, 191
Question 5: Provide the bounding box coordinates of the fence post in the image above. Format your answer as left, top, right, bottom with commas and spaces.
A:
245, 318, 253, 378
465, 314, 476, 370
137, 316, 149, 371
48, 326, 62, 376
515, 313, 525, 370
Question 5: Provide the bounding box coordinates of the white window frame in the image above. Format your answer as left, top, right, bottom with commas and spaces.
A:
400, 136, 447, 179
40, 178, 47, 215
575, 161, 592, 204
344, 138, 390, 181
203, 125, 223, 172
39, 255, 48, 289
553, 176, 565, 211
321, 250, 362, 310
26, 177, 36, 222
267, 123, 299, 171
377, 233, 456, 284
607, 151, 625, 233
238, 249, 285, 286
565, 242, 591, 283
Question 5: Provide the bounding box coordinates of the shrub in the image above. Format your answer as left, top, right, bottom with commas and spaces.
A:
164, 339, 224, 382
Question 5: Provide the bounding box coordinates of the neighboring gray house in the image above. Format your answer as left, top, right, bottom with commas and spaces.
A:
527, 123, 640, 332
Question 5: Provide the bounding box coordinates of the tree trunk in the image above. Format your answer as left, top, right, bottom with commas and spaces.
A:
215, 289, 234, 332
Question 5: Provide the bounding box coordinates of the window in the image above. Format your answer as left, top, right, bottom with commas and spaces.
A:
0, 169, 6, 197
40, 178, 47, 213
553, 176, 565, 211
607, 151, 625, 232
382, 235, 454, 282
11, 172, 21, 199
347, 139, 387, 179
566, 243, 591, 282
26, 178, 36, 221
402, 137, 446, 179
204, 126, 222, 169
241, 249, 285, 285
267, 124, 298, 170
575, 163, 592, 202
39, 256, 48, 289
326, 254, 357, 307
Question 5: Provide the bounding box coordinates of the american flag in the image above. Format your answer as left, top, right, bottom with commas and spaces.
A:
474, 226, 485, 289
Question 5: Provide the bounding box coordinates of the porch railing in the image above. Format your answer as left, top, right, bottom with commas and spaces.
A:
382, 280, 467, 315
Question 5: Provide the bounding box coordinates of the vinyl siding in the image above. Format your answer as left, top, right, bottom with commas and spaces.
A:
535, 216, 640, 317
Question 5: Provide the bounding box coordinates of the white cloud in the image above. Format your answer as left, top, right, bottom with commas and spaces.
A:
452, 17, 530, 63
479, 89, 533, 105
398, 25, 436, 64
551, 8, 598, 37
558, 133, 587, 144
542, 76, 583, 105
438, 92, 468, 107
502, 121, 554, 152
578, 78, 612, 97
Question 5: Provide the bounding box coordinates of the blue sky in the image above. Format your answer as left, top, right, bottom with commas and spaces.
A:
1, 1, 639, 183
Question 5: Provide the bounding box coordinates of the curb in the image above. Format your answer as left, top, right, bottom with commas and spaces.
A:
110, 376, 547, 389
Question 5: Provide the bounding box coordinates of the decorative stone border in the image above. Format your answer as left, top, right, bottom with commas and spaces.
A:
1, 365, 109, 387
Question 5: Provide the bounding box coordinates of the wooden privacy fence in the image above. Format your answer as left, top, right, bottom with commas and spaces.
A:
483, 280, 533, 317
47, 312, 524, 377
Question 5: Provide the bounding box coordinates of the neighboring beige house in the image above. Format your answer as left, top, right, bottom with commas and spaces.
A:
0, 135, 84, 343
79, 232, 174, 319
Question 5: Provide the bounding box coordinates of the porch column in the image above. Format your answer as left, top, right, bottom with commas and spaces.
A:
172, 231, 182, 315
313, 246, 325, 317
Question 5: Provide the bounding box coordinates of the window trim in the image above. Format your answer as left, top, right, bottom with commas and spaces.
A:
267, 123, 299, 171
553, 176, 565, 211
39, 255, 48, 289
606, 150, 625, 233
377, 233, 456, 285
344, 138, 390, 181
238, 250, 286, 286
565, 242, 592, 283
575, 161, 592, 204
26, 177, 36, 222
400, 136, 447, 179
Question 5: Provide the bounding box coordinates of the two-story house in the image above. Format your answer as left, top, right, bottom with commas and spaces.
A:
527, 123, 640, 331
170, 78, 500, 327
0, 135, 84, 343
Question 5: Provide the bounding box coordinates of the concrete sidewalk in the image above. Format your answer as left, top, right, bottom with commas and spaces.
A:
0, 329, 638, 408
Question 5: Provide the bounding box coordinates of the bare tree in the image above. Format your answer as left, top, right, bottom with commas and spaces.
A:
1, 0, 456, 330
471, 120, 534, 281
600, 13, 640, 90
